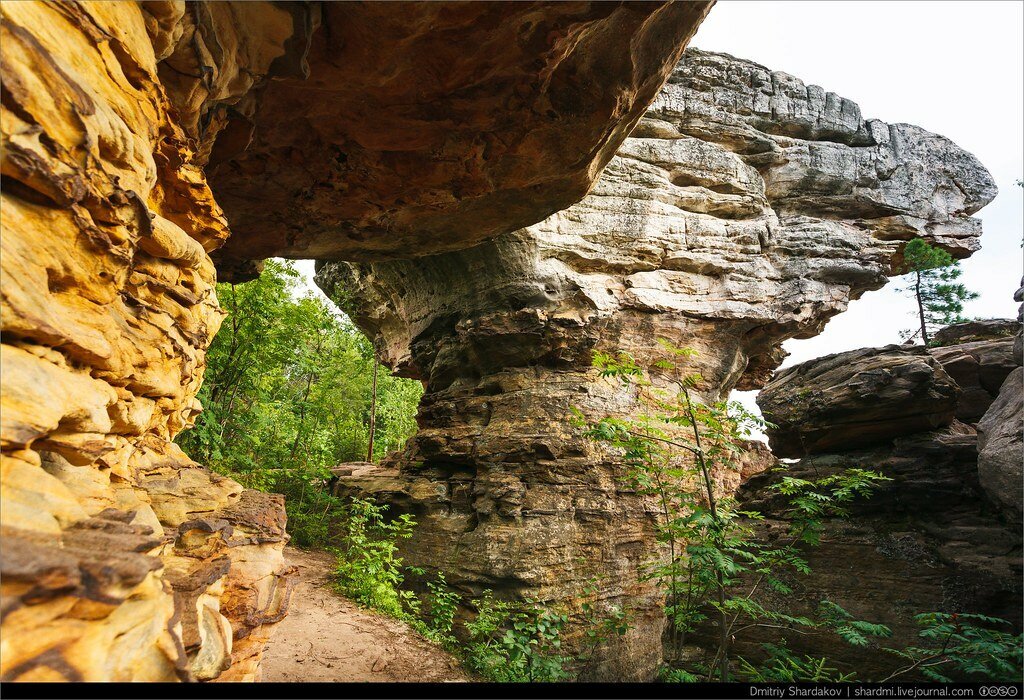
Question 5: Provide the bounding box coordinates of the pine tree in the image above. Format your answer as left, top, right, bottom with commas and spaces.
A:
899, 239, 978, 345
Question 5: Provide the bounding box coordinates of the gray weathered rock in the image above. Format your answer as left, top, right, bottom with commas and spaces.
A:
978, 368, 1023, 525
930, 337, 1017, 422
758, 345, 961, 457
932, 319, 1019, 347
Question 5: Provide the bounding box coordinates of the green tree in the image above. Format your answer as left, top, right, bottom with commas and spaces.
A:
899, 239, 978, 345
175, 260, 422, 545
580, 342, 891, 681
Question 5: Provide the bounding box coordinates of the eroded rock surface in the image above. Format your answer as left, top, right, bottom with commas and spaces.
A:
318, 49, 996, 679
759, 345, 962, 457
978, 367, 1023, 526
751, 330, 1022, 678
0, 1, 294, 682
205, 1, 715, 272
1, 0, 714, 682
931, 336, 1017, 422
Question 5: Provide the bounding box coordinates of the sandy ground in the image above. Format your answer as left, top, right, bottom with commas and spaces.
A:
260, 548, 470, 683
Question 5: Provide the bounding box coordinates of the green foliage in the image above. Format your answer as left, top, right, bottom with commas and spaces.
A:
582, 343, 891, 681
580, 578, 631, 648
899, 238, 978, 345
884, 613, 1023, 682
659, 666, 703, 683
817, 600, 893, 647
738, 642, 856, 682
174, 260, 422, 545
329, 497, 572, 682
422, 571, 461, 641
333, 497, 419, 618
463, 592, 570, 682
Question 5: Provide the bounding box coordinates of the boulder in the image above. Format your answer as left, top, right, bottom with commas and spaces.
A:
977, 368, 1024, 525
932, 318, 1019, 346
758, 346, 961, 457
930, 336, 1017, 421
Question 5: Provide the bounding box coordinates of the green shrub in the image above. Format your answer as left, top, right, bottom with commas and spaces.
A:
333, 497, 418, 618
884, 613, 1023, 682
463, 591, 570, 682
422, 571, 460, 642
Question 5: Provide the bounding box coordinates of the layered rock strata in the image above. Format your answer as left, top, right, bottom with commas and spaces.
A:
751, 326, 1021, 678
0, 1, 294, 681
318, 49, 997, 680
976, 287, 1024, 526
1, 0, 711, 682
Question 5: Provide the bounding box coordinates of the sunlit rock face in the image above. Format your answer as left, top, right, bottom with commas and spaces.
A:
751, 322, 1021, 679
318, 48, 996, 680
0, 0, 709, 682
0, 1, 294, 682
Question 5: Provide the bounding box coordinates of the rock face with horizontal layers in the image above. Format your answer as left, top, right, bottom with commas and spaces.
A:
976, 289, 1024, 527
751, 330, 1021, 679
0, 1, 294, 682
759, 345, 963, 457
0, 0, 711, 682
318, 48, 997, 680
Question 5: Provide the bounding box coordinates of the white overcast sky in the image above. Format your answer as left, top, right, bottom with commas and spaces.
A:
293, 1, 1023, 431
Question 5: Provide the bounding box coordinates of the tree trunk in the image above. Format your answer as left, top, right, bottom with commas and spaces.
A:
915, 271, 930, 345
366, 361, 378, 462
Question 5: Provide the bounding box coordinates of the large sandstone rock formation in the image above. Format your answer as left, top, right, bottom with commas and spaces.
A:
0, 1, 294, 681
318, 48, 997, 680
208, 1, 714, 272
0, 0, 711, 682
976, 288, 1024, 526
752, 327, 1021, 679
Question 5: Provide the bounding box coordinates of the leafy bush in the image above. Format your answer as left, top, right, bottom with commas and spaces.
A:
333, 497, 419, 618
421, 571, 460, 642
883, 613, 1023, 682
463, 592, 570, 682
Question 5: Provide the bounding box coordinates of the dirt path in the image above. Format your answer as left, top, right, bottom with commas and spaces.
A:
260, 548, 469, 682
